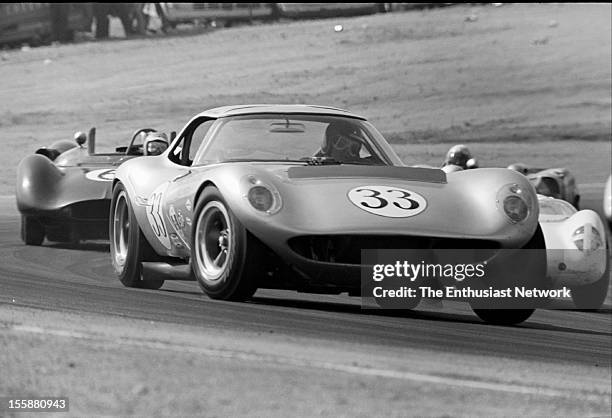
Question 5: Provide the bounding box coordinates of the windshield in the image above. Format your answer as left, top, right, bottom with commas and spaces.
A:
538, 195, 576, 216
192, 114, 390, 166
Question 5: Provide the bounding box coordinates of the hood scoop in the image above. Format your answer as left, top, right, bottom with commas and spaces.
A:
288, 165, 447, 183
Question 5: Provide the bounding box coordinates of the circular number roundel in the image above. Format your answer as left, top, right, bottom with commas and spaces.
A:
348, 185, 427, 218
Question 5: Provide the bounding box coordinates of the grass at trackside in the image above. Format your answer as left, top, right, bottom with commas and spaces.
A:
0, 3, 610, 193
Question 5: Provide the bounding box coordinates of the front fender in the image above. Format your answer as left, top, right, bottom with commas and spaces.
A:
16, 154, 64, 212
541, 209, 608, 286
16, 154, 115, 214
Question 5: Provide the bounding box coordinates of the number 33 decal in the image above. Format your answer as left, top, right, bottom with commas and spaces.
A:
348, 185, 427, 218
145, 182, 172, 249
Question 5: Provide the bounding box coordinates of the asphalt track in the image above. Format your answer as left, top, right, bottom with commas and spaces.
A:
0, 187, 611, 415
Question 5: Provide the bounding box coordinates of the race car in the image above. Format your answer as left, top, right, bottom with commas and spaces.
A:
110, 104, 549, 325
538, 195, 609, 309
16, 127, 169, 245
507, 163, 580, 209
604, 174, 612, 230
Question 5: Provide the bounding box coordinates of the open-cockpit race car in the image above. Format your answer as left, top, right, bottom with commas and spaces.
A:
108, 104, 605, 325
507, 163, 580, 209
537, 195, 609, 309
438, 146, 609, 309
604, 175, 612, 230
16, 127, 170, 245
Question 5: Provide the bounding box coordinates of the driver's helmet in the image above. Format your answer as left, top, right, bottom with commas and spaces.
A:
507, 163, 529, 175
145, 131, 168, 141
444, 144, 473, 169
144, 132, 168, 156
322, 121, 362, 160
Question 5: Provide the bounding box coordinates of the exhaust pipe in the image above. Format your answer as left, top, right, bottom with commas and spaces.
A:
141, 262, 195, 281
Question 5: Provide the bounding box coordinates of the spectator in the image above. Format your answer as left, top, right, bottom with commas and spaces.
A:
93, 3, 137, 39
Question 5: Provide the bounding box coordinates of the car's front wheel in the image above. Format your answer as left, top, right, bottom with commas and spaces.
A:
191, 187, 261, 301
472, 309, 535, 325
21, 215, 45, 245
110, 182, 164, 290
471, 225, 545, 325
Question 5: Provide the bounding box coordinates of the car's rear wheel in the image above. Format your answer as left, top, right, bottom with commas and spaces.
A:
110, 182, 164, 290
571, 243, 610, 310
192, 187, 261, 301
21, 215, 45, 245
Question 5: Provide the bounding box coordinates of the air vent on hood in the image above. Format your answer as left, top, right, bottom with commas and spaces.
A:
288, 165, 446, 183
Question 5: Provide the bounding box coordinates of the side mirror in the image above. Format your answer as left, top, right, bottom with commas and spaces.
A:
144, 139, 169, 156
170, 131, 177, 141
466, 158, 479, 169
74, 131, 87, 147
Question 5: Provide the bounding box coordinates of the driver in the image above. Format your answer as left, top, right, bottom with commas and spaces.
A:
507, 163, 529, 175
443, 144, 477, 170
144, 132, 168, 156
318, 121, 363, 161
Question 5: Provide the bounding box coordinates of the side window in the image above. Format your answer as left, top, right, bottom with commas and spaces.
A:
359, 147, 373, 159
189, 119, 215, 162
168, 117, 215, 166
168, 137, 185, 165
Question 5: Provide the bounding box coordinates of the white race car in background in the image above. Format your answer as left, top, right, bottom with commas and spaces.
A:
538, 195, 609, 309
604, 175, 611, 230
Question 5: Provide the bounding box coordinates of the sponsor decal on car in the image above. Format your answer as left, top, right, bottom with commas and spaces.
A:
169, 205, 186, 231
348, 185, 427, 218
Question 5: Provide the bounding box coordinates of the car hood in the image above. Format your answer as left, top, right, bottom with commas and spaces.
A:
203, 163, 539, 248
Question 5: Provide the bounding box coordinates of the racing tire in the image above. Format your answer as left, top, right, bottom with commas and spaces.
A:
110, 182, 164, 290
471, 225, 545, 325
46, 225, 78, 244
472, 309, 534, 326
191, 187, 261, 301
570, 243, 610, 310
573, 195, 580, 210
21, 215, 45, 246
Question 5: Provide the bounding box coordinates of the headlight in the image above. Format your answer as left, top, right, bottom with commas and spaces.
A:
572, 224, 602, 252
243, 175, 282, 215
503, 195, 529, 223
497, 183, 532, 223
248, 186, 274, 212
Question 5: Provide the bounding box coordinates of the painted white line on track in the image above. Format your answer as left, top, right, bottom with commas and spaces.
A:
11, 325, 609, 402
